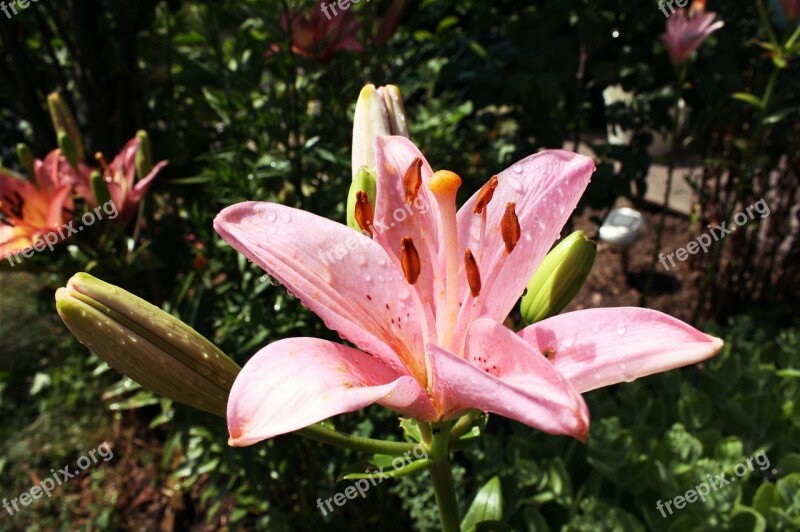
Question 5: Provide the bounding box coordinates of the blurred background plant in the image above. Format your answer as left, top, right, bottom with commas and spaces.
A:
0, 0, 797, 529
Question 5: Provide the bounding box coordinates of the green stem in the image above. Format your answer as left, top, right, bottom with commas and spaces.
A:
297, 424, 417, 456
429, 422, 460, 532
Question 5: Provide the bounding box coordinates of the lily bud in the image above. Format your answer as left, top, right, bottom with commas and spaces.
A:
377, 85, 409, 138
90, 170, 111, 207
135, 130, 153, 180
16, 143, 34, 180
47, 92, 84, 164
520, 231, 596, 325
56, 273, 240, 417
346, 165, 377, 232
351, 84, 409, 180
57, 131, 80, 169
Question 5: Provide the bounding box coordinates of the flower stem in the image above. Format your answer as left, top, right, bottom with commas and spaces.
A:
296, 424, 416, 456
428, 422, 460, 532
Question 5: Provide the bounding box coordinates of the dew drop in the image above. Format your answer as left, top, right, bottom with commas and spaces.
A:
364, 273, 372, 282
512, 163, 523, 174
615, 321, 627, 336
398, 285, 411, 300
508, 178, 523, 193
280, 210, 292, 223
562, 334, 576, 348
265, 209, 278, 223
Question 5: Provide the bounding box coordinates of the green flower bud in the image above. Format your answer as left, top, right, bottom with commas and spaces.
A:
520, 231, 597, 325
346, 165, 377, 232
57, 131, 80, 169
90, 170, 112, 208
16, 143, 34, 180
56, 273, 240, 417
135, 130, 152, 180
47, 92, 84, 163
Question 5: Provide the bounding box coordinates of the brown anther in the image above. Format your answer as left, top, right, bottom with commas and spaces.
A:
400, 237, 421, 285
473, 175, 498, 214
501, 202, 521, 253
94, 152, 109, 171
464, 248, 482, 297
354, 191, 374, 237
403, 158, 423, 204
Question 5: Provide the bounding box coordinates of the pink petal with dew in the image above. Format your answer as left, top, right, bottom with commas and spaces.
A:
374, 136, 443, 322
214, 202, 430, 382
429, 318, 590, 441
454, 150, 595, 330
227, 338, 434, 446
518, 307, 723, 393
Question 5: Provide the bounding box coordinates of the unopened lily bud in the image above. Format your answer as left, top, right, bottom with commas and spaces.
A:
351, 84, 410, 181
16, 143, 34, 180
57, 131, 80, 168
377, 85, 409, 138
346, 165, 377, 232
56, 273, 240, 417
90, 170, 111, 207
135, 130, 152, 180
47, 92, 84, 163
520, 231, 596, 325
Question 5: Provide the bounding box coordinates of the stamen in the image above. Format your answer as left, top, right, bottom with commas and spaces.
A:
403, 158, 423, 204
94, 152, 109, 171
501, 202, 521, 253
473, 175, 498, 215
400, 237, 421, 285
354, 191, 374, 237
464, 249, 481, 297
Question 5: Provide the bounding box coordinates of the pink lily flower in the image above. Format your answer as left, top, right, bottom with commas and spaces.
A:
0, 150, 75, 260
214, 137, 722, 446
661, 1, 724, 66
279, 1, 362, 63
781, 0, 800, 22
84, 137, 167, 223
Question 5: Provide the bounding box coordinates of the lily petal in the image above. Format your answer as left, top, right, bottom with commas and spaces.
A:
453, 150, 595, 340
429, 318, 589, 441
227, 338, 434, 446
374, 136, 443, 329
214, 202, 430, 382
518, 307, 723, 393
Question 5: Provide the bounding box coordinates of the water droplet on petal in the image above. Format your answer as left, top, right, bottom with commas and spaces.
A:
280, 210, 292, 223
512, 164, 523, 174
508, 178, 523, 193
265, 209, 278, 222
615, 320, 627, 336
364, 273, 372, 282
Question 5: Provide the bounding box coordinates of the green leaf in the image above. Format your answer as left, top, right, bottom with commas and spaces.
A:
461, 476, 503, 532
728, 506, 767, 532
338, 452, 432, 481
732, 93, 764, 109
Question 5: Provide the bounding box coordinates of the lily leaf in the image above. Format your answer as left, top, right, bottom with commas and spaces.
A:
338, 453, 432, 481
461, 476, 503, 532
732, 93, 764, 109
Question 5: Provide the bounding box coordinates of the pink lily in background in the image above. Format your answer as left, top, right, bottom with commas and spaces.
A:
661, 0, 724, 66
781, 0, 800, 22
0, 150, 75, 260
83, 137, 167, 223
214, 136, 723, 447
280, 0, 362, 62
